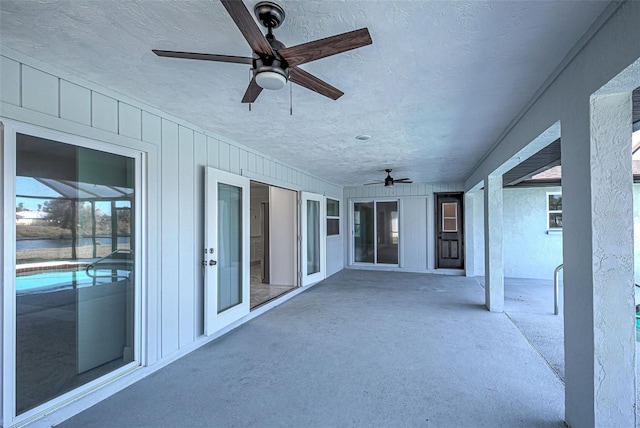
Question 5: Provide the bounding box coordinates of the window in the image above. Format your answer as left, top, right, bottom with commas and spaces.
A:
547, 193, 562, 229
327, 198, 340, 236
442, 202, 458, 232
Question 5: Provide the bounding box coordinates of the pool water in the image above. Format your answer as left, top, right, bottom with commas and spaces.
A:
16, 270, 130, 293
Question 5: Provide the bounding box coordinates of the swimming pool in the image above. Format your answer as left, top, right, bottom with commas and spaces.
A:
16, 269, 130, 294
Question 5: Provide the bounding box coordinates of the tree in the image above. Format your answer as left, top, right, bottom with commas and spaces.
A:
16, 202, 25, 212
43, 199, 78, 259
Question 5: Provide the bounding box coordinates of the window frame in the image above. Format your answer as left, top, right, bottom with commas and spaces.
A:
2, 119, 146, 426
326, 197, 340, 237
547, 192, 563, 231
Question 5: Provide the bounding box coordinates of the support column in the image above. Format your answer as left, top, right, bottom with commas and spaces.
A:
484, 175, 504, 312
464, 191, 476, 277
562, 92, 636, 427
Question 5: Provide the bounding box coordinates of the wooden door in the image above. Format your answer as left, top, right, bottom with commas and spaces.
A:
436, 193, 464, 269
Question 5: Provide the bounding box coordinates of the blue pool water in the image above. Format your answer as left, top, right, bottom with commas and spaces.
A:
16, 270, 129, 293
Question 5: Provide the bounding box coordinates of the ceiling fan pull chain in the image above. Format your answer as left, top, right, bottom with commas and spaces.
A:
290, 81, 293, 116
249, 67, 253, 112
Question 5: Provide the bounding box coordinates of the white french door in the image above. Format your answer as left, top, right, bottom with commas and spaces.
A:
300, 192, 326, 286
204, 167, 250, 335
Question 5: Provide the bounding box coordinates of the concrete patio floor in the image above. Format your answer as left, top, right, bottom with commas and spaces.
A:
58, 270, 566, 428
496, 277, 640, 427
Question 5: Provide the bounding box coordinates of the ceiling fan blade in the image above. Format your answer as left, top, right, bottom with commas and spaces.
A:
278, 28, 372, 67
394, 178, 411, 182
288, 67, 344, 100
364, 181, 384, 186
152, 50, 253, 65
220, 0, 275, 57
241, 77, 263, 103
396, 181, 413, 184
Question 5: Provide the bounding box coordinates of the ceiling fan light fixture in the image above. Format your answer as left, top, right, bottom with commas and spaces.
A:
255, 71, 287, 90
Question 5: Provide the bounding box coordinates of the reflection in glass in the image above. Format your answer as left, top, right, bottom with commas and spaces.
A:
218, 183, 243, 312
15, 133, 135, 415
548, 194, 562, 210
376, 202, 398, 264
549, 213, 563, 228
307, 200, 320, 274
354, 202, 374, 263
326, 198, 340, 217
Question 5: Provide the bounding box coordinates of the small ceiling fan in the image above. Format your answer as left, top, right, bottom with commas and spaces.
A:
365, 169, 413, 187
152, 0, 372, 103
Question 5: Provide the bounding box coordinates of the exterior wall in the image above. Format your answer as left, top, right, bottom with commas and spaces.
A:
343, 182, 464, 272
471, 184, 640, 283
503, 186, 563, 280
0, 48, 343, 425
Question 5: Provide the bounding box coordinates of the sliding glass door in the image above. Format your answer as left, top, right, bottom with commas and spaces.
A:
6, 126, 141, 421
352, 200, 399, 265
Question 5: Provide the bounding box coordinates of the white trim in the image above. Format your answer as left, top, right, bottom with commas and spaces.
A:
1, 118, 145, 427
2, 120, 17, 428
301, 192, 326, 286
241, 169, 303, 191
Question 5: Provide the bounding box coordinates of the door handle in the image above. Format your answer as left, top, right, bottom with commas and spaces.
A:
209, 260, 217, 266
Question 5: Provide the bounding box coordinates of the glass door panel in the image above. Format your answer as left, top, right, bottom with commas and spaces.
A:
306, 199, 320, 275
301, 192, 325, 286
217, 183, 243, 313
353, 202, 374, 263
14, 133, 138, 415
376, 201, 399, 264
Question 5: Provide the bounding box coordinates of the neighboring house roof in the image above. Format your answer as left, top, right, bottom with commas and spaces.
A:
505, 96, 640, 188
15, 211, 48, 220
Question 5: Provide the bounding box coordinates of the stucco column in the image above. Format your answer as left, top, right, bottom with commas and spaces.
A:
562, 92, 636, 427
464, 191, 476, 277
483, 175, 504, 312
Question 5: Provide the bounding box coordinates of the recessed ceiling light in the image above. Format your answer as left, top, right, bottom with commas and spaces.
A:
356, 135, 371, 141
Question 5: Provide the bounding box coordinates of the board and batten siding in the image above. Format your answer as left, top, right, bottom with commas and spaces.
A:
343, 182, 464, 271
0, 49, 343, 367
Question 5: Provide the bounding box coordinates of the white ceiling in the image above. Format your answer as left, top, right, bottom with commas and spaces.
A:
0, 0, 610, 186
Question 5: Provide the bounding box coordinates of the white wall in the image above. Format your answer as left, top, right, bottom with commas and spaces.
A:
269, 186, 297, 286
0, 48, 345, 424
470, 184, 640, 282
343, 182, 464, 272
503, 186, 563, 280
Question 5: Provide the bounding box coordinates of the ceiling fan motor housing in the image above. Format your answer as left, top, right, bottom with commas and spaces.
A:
254, 2, 286, 29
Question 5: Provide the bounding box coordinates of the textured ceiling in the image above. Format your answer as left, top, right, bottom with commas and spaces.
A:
0, 0, 610, 186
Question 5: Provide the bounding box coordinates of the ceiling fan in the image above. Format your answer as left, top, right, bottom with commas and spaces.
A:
152, 0, 372, 103
365, 169, 413, 187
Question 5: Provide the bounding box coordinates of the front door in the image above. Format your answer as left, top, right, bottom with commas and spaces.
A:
204, 167, 250, 335
435, 193, 464, 269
